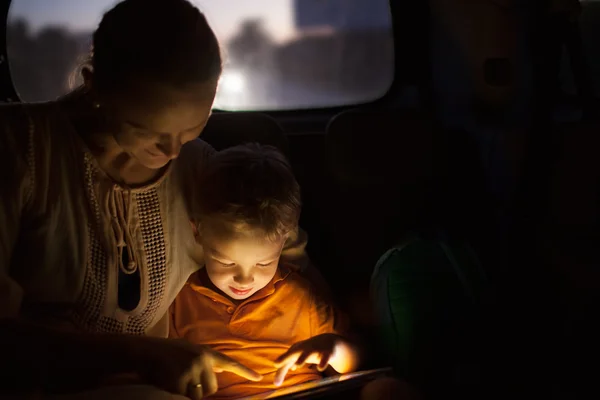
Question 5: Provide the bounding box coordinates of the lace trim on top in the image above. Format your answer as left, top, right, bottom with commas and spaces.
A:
73, 153, 169, 334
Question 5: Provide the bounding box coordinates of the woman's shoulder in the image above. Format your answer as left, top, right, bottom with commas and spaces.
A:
0, 102, 32, 134
0, 101, 68, 145
0, 101, 85, 195
0, 101, 58, 121
0, 102, 52, 161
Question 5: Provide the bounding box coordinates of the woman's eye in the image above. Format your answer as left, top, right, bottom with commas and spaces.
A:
135, 130, 155, 138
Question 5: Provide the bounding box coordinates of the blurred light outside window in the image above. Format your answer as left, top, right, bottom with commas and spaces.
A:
7, 0, 394, 110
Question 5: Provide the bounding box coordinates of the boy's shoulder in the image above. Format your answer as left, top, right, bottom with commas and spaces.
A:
276, 266, 320, 299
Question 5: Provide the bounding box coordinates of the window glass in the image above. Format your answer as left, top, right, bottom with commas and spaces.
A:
7, 0, 394, 110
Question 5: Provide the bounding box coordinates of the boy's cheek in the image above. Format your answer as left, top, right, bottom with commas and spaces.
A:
205, 264, 230, 282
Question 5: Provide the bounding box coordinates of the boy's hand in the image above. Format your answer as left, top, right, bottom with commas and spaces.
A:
273, 333, 354, 387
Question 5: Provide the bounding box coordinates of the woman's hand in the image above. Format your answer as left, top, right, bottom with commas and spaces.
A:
133, 337, 263, 399
0, 319, 262, 398
273, 333, 358, 387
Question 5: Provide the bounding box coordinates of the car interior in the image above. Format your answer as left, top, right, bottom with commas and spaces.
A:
1, 0, 599, 398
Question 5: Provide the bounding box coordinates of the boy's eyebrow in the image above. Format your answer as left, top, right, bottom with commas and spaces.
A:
209, 248, 281, 262
209, 247, 230, 260
259, 252, 282, 262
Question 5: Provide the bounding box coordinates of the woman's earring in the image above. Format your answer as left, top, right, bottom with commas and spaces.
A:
93, 102, 101, 109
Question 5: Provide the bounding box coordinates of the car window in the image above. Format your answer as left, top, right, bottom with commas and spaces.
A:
7, 0, 394, 111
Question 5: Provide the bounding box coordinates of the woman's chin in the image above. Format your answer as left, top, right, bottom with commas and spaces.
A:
138, 151, 171, 169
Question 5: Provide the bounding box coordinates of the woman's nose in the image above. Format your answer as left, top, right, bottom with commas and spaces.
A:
158, 135, 182, 159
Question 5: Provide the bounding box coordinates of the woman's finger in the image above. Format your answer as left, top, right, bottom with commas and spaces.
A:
186, 381, 204, 400
174, 373, 190, 396
211, 352, 263, 382
200, 365, 219, 397
183, 362, 205, 400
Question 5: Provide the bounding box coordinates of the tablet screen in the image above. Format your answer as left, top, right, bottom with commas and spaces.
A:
234, 368, 392, 400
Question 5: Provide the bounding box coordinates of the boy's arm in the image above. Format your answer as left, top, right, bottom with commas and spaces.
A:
273, 284, 360, 385
310, 290, 361, 373
327, 334, 360, 374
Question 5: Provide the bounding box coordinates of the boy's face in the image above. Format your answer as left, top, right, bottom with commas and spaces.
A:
200, 223, 286, 301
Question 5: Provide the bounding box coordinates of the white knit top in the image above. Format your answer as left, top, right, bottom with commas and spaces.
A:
0, 101, 308, 337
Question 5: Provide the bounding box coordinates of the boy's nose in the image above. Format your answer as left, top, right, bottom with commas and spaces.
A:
234, 274, 254, 285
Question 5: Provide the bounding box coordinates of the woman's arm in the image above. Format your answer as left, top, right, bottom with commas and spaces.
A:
0, 107, 33, 319
0, 318, 263, 396
0, 318, 142, 394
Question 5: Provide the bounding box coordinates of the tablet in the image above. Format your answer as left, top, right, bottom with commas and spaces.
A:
234, 368, 392, 400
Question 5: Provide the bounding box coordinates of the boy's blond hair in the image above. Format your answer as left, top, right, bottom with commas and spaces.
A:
195, 143, 301, 240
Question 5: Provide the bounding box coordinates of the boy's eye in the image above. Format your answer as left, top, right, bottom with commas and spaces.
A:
214, 259, 235, 267
220, 262, 235, 267
257, 262, 274, 268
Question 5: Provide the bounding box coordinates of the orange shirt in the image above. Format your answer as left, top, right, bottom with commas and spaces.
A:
169, 267, 344, 399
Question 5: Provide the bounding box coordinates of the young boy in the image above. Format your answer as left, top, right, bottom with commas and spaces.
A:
169, 144, 359, 399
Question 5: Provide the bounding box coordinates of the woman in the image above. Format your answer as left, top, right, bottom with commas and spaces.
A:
0, 0, 313, 399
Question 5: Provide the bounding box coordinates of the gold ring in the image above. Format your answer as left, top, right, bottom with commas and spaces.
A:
194, 383, 202, 388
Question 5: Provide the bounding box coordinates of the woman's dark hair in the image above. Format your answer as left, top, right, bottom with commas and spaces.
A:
91, 0, 222, 93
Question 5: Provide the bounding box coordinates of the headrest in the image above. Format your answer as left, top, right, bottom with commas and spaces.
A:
549, 121, 600, 226
201, 112, 289, 155
325, 108, 438, 186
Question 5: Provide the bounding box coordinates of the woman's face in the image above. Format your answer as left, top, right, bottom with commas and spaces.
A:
100, 80, 218, 169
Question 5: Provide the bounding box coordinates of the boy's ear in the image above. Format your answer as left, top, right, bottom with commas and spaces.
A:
189, 220, 200, 239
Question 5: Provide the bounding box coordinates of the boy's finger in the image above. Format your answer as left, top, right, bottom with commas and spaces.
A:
317, 352, 331, 371
274, 363, 293, 387
274, 351, 299, 368
295, 351, 311, 368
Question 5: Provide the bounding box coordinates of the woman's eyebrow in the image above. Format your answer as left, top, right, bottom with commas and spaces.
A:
183, 121, 207, 132
125, 120, 156, 132
125, 120, 206, 134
